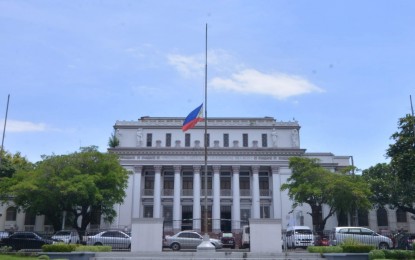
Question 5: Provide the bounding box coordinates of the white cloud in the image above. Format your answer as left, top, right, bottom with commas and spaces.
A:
210, 69, 324, 100
167, 50, 323, 99
167, 53, 204, 78
1, 120, 48, 133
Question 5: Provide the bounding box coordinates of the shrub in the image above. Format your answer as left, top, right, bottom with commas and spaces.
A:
42, 243, 78, 252
37, 255, 50, 260
341, 238, 362, 246
0, 245, 12, 253
383, 249, 414, 260
307, 246, 343, 253
369, 250, 385, 260
74, 245, 111, 252
342, 245, 375, 253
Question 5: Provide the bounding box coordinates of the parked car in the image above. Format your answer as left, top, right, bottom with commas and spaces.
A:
240, 225, 250, 249
220, 232, 235, 249
394, 233, 415, 250
164, 231, 223, 251
85, 230, 131, 249
314, 235, 330, 246
51, 230, 80, 244
0, 231, 56, 250
329, 227, 392, 249
285, 226, 314, 249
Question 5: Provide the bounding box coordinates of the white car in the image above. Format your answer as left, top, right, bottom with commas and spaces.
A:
164, 231, 223, 251
85, 230, 131, 249
52, 230, 80, 244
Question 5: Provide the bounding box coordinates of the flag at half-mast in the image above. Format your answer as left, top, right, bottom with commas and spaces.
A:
182, 103, 204, 132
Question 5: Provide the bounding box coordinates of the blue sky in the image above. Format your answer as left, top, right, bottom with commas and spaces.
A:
0, 0, 414, 171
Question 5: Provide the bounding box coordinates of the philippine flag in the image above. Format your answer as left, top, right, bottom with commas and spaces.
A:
182, 104, 204, 132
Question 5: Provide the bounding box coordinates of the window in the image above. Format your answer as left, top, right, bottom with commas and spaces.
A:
261, 134, 267, 147
146, 133, 152, 147
166, 133, 171, 147
185, 133, 191, 147
6, 207, 17, 221
377, 208, 388, 226
242, 133, 248, 147
358, 209, 369, 226
223, 134, 229, 147
396, 208, 407, 223
204, 133, 210, 147
144, 206, 153, 218
24, 212, 36, 225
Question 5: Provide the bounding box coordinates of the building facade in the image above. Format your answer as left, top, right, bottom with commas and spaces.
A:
108, 116, 349, 234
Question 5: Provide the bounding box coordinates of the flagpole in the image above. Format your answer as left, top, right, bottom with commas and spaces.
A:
197, 23, 215, 251
203, 23, 208, 235
0, 94, 10, 167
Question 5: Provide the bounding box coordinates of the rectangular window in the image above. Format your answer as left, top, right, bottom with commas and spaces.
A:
242, 133, 248, 147
166, 133, 171, 147
223, 134, 229, 147
146, 133, 152, 147
185, 133, 191, 147
144, 206, 153, 218
204, 133, 210, 147
262, 134, 267, 147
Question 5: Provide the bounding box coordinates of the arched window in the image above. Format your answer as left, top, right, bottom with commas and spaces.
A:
24, 212, 36, 225
6, 207, 17, 221
377, 208, 388, 226
358, 209, 369, 226
396, 209, 407, 223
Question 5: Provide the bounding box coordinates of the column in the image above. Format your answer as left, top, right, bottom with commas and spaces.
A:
173, 165, 182, 232
212, 165, 221, 233
252, 166, 260, 219
132, 166, 142, 219
153, 165, 162, 218
232, 165, 241, 232
271, 166, 282, 220
193, 166, 201, 232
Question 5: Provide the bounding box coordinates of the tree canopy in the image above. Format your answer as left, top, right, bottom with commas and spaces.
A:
363, 114, 415, 214
0, 146, 130, 234
281, 157, 371, 233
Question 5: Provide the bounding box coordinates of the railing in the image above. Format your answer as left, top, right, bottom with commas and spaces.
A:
221, 189, 232, 196
260, 189, 272, 196
240, 189, 251, 196
162, 189, 174, 196
143, 189, 154, 196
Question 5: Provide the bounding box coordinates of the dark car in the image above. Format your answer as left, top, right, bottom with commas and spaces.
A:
220, 233, 235, 249
0, 231, 55, 250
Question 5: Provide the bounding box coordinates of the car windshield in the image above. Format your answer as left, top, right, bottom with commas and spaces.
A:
295, 229, 312, 234
55, 231, 71, 236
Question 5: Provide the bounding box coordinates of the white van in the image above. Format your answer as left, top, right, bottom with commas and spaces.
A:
285, 226, 314, 249
240, 225, 250, 249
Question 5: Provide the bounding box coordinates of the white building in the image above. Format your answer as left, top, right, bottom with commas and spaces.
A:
108, 116, 350, 234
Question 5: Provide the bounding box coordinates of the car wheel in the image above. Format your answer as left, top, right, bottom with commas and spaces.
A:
171, 242, 180, 251
379, 242, 389, 250
94, 242, 103, 246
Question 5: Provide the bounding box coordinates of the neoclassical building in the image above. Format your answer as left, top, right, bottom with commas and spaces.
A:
108, 116, 350, 234
1, 116, 413, 234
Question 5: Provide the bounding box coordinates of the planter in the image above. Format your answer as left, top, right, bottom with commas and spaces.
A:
40, 252, 95, 260
323, 253, 369, 260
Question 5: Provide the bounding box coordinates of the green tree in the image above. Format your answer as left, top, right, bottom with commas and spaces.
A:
0, 150, 33, 179
0, 146, 130, 238
363, 114, 415, 214
281, 157, 371, 233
